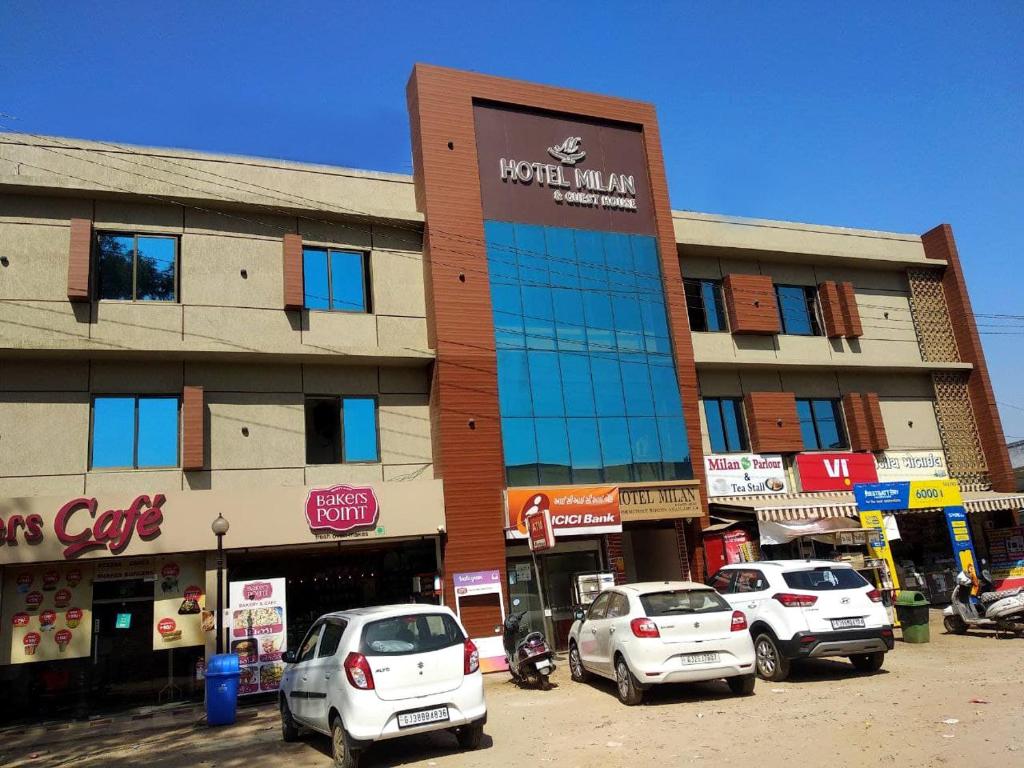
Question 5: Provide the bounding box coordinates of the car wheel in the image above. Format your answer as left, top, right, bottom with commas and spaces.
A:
849, 652, 885, 673
754, 633, 790, 682
944, 615, 968, 634
569, 643, 589, 683
614, 657, 644, 706
331, 716, 359, 768
280, 698, 300, 743
727, 674, 756, 696
456, 722, 484, 750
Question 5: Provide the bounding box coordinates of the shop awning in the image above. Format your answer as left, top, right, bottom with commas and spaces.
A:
711, 493, 858, 522
961, 491, 1024, 514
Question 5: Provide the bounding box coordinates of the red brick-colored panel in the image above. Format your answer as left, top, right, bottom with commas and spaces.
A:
838, 281, 863, 338
67, 217, 92, 302
842, 393, 871, 451
863, 392, 888, 451
818, 281, 845, 338
922, 224, 1014, 491
744, 392, 804, 453
723, 274, 780, 335
282, 233, 304, 310
182, 385, 205, 471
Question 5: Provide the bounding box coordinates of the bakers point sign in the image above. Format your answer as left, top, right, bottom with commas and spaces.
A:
304, 485, 380, 534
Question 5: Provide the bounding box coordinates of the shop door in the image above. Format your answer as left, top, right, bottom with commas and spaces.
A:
508, 549, 601, 650
91, 579, 155, 704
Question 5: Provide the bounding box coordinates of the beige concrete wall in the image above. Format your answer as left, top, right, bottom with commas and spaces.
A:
0, 360, 434, 498
696, 369, 942, 453
0, 190, 432, 361
682, 254, 927, 369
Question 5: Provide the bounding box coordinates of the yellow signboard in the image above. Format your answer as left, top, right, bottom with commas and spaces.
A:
858, 510, 901, 627
907, 479, 962, 509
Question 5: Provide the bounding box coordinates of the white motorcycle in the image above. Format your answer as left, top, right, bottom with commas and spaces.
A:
943, 570, 1024, 635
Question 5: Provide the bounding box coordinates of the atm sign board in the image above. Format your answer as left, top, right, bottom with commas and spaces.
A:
527, 511, 555, 552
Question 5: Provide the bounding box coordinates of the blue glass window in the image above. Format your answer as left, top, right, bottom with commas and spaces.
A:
97, 233, 177, 301
683, 278, 726, 332
92, 396, 178, 469
797, 398, 846, 450
487, 224, 694, 485
305, 397, 379, 463
776, 285, 820, 336
303, 248, 368, 312
703, 398, 748, 453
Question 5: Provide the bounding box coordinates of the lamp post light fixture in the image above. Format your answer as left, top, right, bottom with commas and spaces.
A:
211, 513, 230, 655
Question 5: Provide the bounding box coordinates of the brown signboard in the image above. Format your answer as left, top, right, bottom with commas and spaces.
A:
618, 481, 702, 522
473, 102, 656, 235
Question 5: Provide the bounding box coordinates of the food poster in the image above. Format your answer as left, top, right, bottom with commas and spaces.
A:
152, 555, 206, 650
986, 526, 1024, 590
229, 578, 287, 695
2, 563, 93, 665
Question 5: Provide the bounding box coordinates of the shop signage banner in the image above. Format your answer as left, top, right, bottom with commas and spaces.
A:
986, 526, 1024, 590
152, 555, 205, 651
618, 481, 702, 521
704, 454, 787, 497
526, 512, 555, 552
854, 479, 963, 511
505, 487, 621, 539
304, 484, 380, 535
796, 453, 878, 492
229, 578, 288, 696
943, 506, 980, 582
452, 570, 507, 673
874, 450, 949, 481
2, 563, 93, 665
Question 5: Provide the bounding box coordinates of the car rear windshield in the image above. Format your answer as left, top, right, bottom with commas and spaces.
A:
782, 568, 869, 591
359, 613, 465, 656
640, 589, 731, 616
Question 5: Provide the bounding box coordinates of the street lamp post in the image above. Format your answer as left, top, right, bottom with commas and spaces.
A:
211, 513, 230, 655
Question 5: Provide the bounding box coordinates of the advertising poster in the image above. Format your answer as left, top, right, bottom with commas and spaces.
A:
229, 578, 287, 696
151, 555, 205, 650
2, 563, 93, 665
796, 453, 878, 492
705, 454, 788, 497
986, 527, 1024, 590
452, 570, 507, 673
943, 506, 979, 587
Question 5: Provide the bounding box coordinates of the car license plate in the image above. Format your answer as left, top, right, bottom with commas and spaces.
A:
681, 652, 720, 665
831, 617, 866, 630
535, 659, 551, 671
397, 706, 450, 729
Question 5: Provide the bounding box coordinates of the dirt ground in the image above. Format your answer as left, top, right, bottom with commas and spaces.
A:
3, 611, 1022, 768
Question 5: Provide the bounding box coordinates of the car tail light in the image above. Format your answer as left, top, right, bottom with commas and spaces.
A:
772, 592, 818, 608
464, 639, 480, 674
731, 611, 748, 632
630, 618, 660, 638
344, 652, 374, 690
867, 589, 882, 603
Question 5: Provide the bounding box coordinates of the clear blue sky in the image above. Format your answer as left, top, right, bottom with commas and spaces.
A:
3, 2, 1022, 439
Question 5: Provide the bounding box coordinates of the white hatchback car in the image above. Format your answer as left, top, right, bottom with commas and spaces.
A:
567, 581, 757, 705
279, 605, 487, 768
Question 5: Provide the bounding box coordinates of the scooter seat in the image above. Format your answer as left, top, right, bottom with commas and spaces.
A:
979, 587, 1024, 605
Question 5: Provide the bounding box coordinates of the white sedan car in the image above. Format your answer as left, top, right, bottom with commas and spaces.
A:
279, 605, 487, 768
568, 581, 757, 705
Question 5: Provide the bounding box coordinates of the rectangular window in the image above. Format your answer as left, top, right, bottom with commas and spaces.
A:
683, 278, 727, 332
304, 396, 379, 464
302, 247, 370, 312
91, 396, 179, 469
775, 284, 821, 335
703, 398, 749, 453
796, 398, 846, 450
96, 233, 177, 301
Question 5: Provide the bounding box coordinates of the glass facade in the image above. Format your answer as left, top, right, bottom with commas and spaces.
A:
486, 221, 692, 486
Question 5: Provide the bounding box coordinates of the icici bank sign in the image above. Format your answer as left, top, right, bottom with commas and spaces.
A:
1, 493, 165, 559
304, 485, 380, 534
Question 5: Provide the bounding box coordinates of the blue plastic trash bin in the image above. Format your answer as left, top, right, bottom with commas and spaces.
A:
205, 653, 240, 726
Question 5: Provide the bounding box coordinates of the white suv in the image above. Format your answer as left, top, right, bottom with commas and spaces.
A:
279, 605, 487, 768
709, 561, 894, 682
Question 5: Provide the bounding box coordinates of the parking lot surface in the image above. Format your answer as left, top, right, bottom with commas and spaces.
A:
3, 613, 1022, 768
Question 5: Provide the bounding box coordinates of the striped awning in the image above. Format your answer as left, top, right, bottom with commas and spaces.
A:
711, 492, 858, 522
962, 491, 1024, 514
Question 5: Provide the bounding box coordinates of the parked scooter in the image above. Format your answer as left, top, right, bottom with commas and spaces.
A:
503, 610, 556, 689
943, 570, 1024, 635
